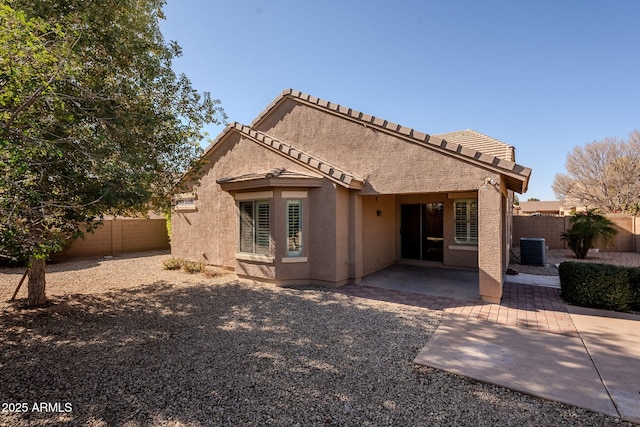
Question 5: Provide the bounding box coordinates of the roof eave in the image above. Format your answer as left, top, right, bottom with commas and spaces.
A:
217, 176, 324, 192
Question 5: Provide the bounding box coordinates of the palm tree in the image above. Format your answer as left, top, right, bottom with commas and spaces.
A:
561, 210, 618, 259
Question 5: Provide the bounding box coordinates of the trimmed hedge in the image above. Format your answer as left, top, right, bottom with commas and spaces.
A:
559, 262, 640, 312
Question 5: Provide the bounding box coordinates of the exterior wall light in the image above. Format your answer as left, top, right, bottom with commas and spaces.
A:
481, 176, 497, 190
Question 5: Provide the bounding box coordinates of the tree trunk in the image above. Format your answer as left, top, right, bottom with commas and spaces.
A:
27, 257, 47, 307
575, 240, 590, 259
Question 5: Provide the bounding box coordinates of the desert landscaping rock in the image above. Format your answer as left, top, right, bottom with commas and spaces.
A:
510, 248, 640, 276
0, 252, 635, 426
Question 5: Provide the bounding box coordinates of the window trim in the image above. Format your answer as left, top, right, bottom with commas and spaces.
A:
235, 191, 273, 201
174, 193, 197, 212
453, 199, 478, 246
285, 199, 303, 257
238, 200, 271, 256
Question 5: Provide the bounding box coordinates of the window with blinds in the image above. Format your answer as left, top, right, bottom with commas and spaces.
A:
286, 200, 302, 256
454, 200, 478, 245
238, 200, 270, 255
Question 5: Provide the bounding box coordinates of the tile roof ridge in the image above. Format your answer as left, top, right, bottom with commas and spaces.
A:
467, 128, 513, 148
216, 168, 322, 184
435, 128, 517, 163
266, 167, 286, 177
438, 128, 513, 148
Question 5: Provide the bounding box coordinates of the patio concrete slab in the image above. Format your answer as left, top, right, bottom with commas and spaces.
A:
351, 265, 636, 420
414, 316, 618, 417
568, 306, 640, 424
360, 264, 480, 301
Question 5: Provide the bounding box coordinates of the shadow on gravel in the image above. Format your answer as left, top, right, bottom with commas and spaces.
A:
0, 281, 629, 427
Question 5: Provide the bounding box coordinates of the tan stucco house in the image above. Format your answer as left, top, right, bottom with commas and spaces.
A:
171, 89, 531, 302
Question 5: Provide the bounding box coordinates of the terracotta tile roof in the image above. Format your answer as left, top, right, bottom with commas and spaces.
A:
217, 168, 319, 183
251, 89, 532, 193
433, 129, 515, 162
206, 122, 364, 190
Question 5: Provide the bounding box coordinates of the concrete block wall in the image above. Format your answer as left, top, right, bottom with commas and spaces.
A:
607, 216, 635, 253
513, 215, 638, 252
120, 219, 170, 253
60, 218, 170, 259
512, 216, 567, 249
636, 217, 640, 254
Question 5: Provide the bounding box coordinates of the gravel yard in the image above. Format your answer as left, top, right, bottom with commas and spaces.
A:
0, 252, 635, 426
509, 248, 640, 276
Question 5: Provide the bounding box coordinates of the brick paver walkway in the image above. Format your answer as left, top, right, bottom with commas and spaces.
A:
335, 282, 579, 337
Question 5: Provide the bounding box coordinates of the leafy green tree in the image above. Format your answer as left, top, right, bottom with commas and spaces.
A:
1, 1, 226, 306
561, 210, 618, 259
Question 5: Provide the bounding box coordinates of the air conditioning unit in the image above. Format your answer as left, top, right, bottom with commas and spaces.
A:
520, 238, 546, 266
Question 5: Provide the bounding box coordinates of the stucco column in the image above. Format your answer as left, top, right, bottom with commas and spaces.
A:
348, 192, 363, 284
477, 180, 505, 303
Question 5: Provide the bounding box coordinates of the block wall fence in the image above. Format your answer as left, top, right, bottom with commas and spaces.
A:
59, 218, 170, 259
57, 215, 638, 259
512, 215, 640, 253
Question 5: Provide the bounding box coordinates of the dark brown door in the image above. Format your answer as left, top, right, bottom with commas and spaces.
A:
422, 203, 444, 262
401, 203, 444, 262
401, 204, 421, 260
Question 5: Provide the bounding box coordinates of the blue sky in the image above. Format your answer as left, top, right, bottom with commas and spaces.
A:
160, 1, 640, 201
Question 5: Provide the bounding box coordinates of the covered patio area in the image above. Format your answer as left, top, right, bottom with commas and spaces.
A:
360, 263, 480, 301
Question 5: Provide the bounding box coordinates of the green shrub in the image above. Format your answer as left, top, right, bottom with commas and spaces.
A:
559, 262, 640, 312
182, 260, 205, 274
162, 256, 184, 270
561, 210, 617, 259
162, 256, 208, 274
629, 267, 640, 311
162, 210, 172, 244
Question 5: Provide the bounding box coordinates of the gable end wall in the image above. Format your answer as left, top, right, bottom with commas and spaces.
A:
256, 99, 497, 195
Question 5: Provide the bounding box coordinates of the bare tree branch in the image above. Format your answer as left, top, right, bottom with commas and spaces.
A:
553, 132, 640, 213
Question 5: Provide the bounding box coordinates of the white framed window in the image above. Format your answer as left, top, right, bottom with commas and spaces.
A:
286, 200, 303, 256
454, 199, 478, 245
174, 193, 197, 211
239, 200, 270, 255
